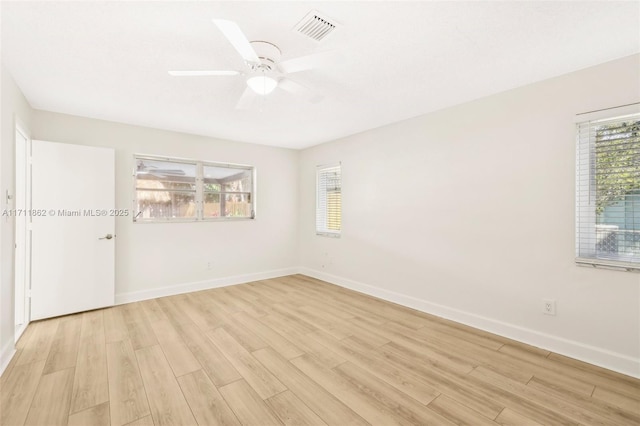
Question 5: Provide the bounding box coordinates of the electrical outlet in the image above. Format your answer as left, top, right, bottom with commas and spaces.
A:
543, 299, 556, 316
207, 261, 213, 270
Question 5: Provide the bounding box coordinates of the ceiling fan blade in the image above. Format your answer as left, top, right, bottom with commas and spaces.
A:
235, 86, 258, 110
213, 19, 260, 66
278, 78, 324, 103
278, 50, 342, 74
168, 70, 239, 76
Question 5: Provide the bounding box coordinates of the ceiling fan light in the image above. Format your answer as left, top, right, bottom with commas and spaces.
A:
247, 76, 277, 95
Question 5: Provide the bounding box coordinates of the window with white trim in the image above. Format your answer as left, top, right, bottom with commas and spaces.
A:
576, 111, 640, 269
134, 155, 255, 222
316, 164, 341, 237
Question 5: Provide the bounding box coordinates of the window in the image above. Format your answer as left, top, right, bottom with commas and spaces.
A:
134, 155, 255, 222
576, 111, 640, 269
316, 164, 341, 236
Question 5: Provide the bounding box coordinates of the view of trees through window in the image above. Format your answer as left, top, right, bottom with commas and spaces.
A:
203, 165, 252, 218
593, 117, 640, 259
134, 157, 254, 221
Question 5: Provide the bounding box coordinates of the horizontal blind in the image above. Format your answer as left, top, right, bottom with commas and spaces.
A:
576, 113, 640, 267
327, 191, 341, 230
316, 164, 341, 236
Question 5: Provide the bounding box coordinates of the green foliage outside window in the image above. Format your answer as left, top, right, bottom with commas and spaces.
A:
595, 120, 640, 216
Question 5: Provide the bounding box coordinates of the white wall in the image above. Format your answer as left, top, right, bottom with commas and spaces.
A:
0, 64, 34, 372
2, 54, 639, 379
31, 110, 299, 302
298, 54, 640, 377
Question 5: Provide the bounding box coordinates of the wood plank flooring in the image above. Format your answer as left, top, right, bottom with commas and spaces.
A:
1, 274, 638, 425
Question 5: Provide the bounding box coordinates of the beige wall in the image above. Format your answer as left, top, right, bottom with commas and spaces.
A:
298, 54, 640, 377
0, 78, 299, 372
31, 110, 300, 302
2, 54, 639, 377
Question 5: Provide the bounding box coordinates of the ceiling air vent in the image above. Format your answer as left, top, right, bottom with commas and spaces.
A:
294, 10, 338, 42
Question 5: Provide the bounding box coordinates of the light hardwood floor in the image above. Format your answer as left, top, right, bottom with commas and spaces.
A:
1, 275, 639, 425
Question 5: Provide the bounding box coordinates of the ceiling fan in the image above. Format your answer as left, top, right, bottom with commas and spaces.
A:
169, 19, 336, 109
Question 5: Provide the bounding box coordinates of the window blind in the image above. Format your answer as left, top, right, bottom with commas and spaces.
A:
316, 164, 341, 236
576, 112, 640, 269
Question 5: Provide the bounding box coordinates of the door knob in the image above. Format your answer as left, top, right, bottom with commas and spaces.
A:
99, 234, 114, 240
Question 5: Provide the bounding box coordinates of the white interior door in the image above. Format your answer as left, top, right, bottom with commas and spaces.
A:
31, 140, 115, 320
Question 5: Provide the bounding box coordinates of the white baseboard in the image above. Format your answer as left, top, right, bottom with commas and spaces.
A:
0, 339, 16, 378
15, 322, 28, 343
115, 267, 300, 305
299, 267, 640, 379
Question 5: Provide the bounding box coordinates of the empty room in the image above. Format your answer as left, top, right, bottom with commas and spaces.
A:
1, 1, 639, 425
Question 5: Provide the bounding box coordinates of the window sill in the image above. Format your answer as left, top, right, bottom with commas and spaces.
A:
575, 257, 640, 272
134, 217, 255, 224
316, 232, 340, 238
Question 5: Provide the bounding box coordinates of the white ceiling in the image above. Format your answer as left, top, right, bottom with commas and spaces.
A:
2, 1, 639, 149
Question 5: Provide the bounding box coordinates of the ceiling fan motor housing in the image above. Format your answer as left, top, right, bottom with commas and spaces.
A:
249, 41, 281, 72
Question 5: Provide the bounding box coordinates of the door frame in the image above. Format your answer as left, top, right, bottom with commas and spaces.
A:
14, 119, 31, 342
